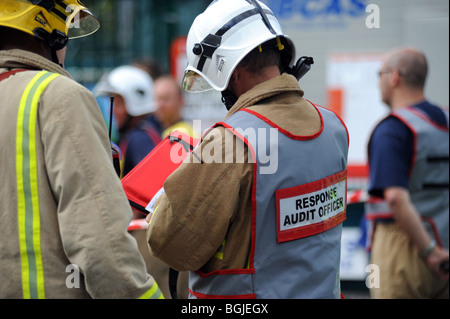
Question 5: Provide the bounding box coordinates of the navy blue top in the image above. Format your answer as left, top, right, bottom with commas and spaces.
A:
122, 115, 162, 176
368, 101, 448, 198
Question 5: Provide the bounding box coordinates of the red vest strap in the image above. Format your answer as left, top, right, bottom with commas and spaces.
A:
0, 69, 28, 82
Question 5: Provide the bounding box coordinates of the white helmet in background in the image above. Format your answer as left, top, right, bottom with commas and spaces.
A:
182, 0, 296, 93
94, 65, 156, 117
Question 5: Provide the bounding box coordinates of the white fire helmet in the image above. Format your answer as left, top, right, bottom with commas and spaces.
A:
94, 65, 156, 117
182, 0, 296, 93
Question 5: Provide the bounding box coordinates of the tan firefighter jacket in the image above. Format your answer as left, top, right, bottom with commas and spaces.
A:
147, 74, 323, 274
0, 49, 162, 299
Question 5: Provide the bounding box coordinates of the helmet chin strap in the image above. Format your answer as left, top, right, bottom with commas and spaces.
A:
33, 27, 68, 67
221, 89, 238, 110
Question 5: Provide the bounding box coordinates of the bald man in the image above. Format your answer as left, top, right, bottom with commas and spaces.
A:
366, 47, 449, 298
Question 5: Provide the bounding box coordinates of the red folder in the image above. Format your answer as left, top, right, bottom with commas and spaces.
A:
121, 130, 199, 214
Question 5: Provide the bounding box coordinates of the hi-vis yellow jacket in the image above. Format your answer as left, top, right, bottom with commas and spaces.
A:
0, 49, 163, 299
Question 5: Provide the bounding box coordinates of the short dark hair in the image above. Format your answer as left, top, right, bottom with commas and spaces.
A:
0, 26, 34, 51
0, 26, 9, 50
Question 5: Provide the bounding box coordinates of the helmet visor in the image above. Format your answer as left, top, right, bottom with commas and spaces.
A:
66, 8, 100, 39
182, 70, 214, 93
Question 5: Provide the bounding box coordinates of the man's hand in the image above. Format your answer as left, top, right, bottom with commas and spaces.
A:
426, 246, 449, 281
385, 187, 449, 281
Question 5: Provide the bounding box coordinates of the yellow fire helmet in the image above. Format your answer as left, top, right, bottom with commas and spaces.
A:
0, 0, 100, 50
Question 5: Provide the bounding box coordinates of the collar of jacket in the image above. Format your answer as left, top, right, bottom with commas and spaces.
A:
225, 73, 304, 118
0, 49, 71, 78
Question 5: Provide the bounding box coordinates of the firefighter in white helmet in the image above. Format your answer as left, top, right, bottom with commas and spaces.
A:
147, 0, 348, 298
0, 0, 163, 299
94, 65, 162, 178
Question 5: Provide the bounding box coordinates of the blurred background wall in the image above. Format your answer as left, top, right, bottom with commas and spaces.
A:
68, 0, 449, 104
66, 0, 210, 82
67, 0, 448, 142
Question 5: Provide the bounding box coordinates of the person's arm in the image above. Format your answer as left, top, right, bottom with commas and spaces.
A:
369, 118, 448, 280
147, 127, 247, 272
41, 78, 162, 298
384, 187, 449, 280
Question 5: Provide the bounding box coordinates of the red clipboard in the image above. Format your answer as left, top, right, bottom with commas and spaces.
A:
121, 130, 199, 214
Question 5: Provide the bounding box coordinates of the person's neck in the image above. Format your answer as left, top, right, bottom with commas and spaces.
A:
235, 65, 280, 97
390, 88, 425, 110
0, 31, 53, 62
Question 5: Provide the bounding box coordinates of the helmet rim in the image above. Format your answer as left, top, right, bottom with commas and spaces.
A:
183, 0, 296, 93
0, 0, 100, 49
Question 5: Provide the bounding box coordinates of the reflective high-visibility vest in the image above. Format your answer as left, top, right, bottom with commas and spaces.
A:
15, 71, 61, 299
189, 105, 349, 299
2, 69, 163, 299
365, 107, 449, 250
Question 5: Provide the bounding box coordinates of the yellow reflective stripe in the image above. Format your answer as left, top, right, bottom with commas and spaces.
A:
214, 251, 224, 260
147, 205, 159, 226
16, 71, 60, 299
214, 240, 226, 260
138, 282, 164, 299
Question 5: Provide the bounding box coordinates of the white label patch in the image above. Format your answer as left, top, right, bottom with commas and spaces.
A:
276, 170, 347, 243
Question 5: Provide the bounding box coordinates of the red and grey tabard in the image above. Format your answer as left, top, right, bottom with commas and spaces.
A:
365, 108, 449, 250
189, 105, 349, 299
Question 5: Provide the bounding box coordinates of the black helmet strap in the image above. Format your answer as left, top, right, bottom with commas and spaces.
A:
33, 28, 69, 50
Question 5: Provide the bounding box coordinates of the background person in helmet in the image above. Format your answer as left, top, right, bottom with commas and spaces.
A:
0, 0, 162, 299
147, 0, 348, 299
94, 65, 162, 178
